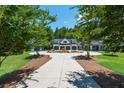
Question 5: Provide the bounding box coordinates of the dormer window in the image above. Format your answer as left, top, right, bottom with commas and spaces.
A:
60, 39, 70, 44
63, 41, 67, 44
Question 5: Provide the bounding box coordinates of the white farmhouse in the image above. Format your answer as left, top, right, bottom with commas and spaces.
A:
53, 39, 103, 51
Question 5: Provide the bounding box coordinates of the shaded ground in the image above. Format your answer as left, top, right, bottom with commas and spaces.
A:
0, 55, 50, 88
76, 55, 124, 88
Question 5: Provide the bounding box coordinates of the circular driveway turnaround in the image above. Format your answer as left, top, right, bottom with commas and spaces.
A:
14, 51, 101, 88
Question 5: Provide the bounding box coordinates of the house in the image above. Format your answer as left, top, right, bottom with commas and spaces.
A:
118, 43, 124, 52
84, 40, 103, 51
53, 39, 82, 51
53, 39, 103, 51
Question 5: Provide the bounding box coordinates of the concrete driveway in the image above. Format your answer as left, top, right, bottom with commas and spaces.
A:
14, 51, 101, 88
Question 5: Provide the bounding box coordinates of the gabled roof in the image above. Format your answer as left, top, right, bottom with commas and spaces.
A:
53, 39, 78, 45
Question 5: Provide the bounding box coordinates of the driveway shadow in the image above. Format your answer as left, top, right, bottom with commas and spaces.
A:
13, 71, 39, 88
65, 71, 100, 88
87, 71, 124, 88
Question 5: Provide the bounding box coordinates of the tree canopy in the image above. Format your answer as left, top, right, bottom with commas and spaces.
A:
1, 5, 124, 65
74, 5, 124, 54
0, 5, 56, 66
54, 27, 75, 39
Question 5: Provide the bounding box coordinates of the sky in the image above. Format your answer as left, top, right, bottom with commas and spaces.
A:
40, 5, 78, 31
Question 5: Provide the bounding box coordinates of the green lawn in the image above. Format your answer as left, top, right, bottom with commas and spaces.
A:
0, 52, 30, 77
96, 52, 124, 75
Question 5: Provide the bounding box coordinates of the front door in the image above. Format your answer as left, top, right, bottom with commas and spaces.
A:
60, 46, 65, 50
72, 46, 77, 50
92, 45, 99, 51
66, 46, 70, 50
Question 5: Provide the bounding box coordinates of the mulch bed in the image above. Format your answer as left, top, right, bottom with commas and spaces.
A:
0, 55, 51, 88
76, 55, 124, 88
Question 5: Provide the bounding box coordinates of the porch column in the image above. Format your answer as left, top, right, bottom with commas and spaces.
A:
70, 45, 72, 50
59, 45, 60, 50
99, 45, 101, 51
53, 46, 55, 50
76, 45, 78, 50
64, 46, 66, 50
69, 46, 71, 50
90, 45, 93, 51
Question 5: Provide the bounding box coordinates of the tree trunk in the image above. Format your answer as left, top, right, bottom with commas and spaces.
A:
36, 50, 40, 56
86, 44, 90, 59
34, 48, 40, 56
0, 43, 16, 67
86, 51, 90, 59
0, 51, 12, 67
0, 56, 2, 67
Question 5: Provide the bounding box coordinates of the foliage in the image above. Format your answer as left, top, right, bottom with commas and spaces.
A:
74, 5, 103, 58
54, 27, 74, 39
74, 5, 124, 55
0, 5, 55, 66
100, 6, 124, 52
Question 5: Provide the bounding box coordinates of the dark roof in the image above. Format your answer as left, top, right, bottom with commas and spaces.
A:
53, 39, 78, 44
91, 40, 103, 45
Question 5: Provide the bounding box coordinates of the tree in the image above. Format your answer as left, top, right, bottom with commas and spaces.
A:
75, 5, 124, 56
45, 27, 54, 49
0, 5, 56, 66
54, 27, 74, 39
74, 5, 102, 58
30, 10, 56, 56
100, 6, 124, 53
0, 6, 38, 66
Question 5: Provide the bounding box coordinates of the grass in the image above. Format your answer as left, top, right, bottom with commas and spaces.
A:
96, 52, 124, 75
0, 52, 30, 77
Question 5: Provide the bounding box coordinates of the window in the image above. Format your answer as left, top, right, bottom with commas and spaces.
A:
92, 45, 99, 51
66, 46, 70, 50
72, 46, 77, 50
63, 41, 67, 44
54, 46, 59, 50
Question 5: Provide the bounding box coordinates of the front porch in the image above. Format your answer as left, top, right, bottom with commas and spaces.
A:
53, 45, 81, 51
84, 45, 103, 51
